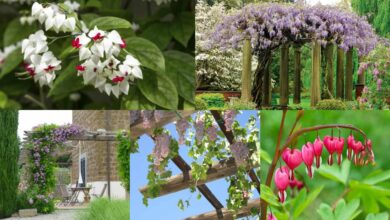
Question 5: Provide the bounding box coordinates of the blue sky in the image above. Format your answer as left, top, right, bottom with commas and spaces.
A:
130, 111, 260, 220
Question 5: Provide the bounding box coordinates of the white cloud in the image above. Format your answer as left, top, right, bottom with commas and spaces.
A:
18, 110, 72, 140
305, 0, 341, 6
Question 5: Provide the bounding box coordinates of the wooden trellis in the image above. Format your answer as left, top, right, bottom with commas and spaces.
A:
23, 129, 129, 199
131, 110, 260, 220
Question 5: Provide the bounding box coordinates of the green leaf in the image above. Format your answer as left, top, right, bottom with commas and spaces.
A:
177, 199, 184, 210
366, 213, 389, 220
169, 12, 194, 47
318, 160, 350, 185
164, 50, 194, 103
260, 184, 280, 207
363, 170, 390, 185
137, 70, 178, 109
124, 37, 165, 73
292, 186, 324, 218
48, 60, 84, 98
335, 199, 360, 220
317, 203, 334, 220
85, 0, 102, 8
0, 49, 22, 79
0, 91, 8, 108
121, 86, 156, 110
140, 22, 172, 50
89, 16, 131, 30
362, 193, 379, 214
260, 149, 272, 164
4, 18, 37, 47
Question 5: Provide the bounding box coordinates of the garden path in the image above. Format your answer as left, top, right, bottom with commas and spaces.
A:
4, 210, 79, 220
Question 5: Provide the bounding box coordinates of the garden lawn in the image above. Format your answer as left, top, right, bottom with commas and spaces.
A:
77, 198, 129, 220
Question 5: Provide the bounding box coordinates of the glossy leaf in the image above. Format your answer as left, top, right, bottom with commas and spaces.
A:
124, 37, 165, 73
317, 203, 334, 220
137, 70, 178, 109
318, 160, 350, 185
121, 86, 155, 110
169, 12, 194, 47
366, 213, 389, 220
260, 184, 280, 207
48, 60, 84, 98
141, 22, 172, 50
292, 186, 324, 218
363, 170, 390, 185
89, 16, 131, 30
0, 49, 22, 79
164, 50, 194, 103
3, 18, 37, 47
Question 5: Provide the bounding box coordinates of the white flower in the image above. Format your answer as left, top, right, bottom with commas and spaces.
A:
21, 30, 48, 61
64, 0, 80, 12
31, 2, 76, 33
28, 51, 61, 87
88, 26, 105, 41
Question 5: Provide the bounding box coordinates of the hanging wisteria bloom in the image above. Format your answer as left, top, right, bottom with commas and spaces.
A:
31, 2, 76, 33
229, 141, 249, 167
223, 110, 237, 131
73, 27, 142, 97
175, 118, 190, 145
21, 30, 61, 87
152, 133, 171, 172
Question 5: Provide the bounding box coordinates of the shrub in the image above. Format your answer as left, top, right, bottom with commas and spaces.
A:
77, 198, 129, 220
226, 99, 257, 110
195, 96, 208, 110
196, 93, 225, 108
0, 110, 19, 218
315, 99, 347, 110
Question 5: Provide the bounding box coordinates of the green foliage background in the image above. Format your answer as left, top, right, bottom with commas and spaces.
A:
0, 110, 19, 218
261, 110, 390, 219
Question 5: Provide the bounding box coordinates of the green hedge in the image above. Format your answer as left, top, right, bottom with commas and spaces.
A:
315, 99, 347, 110
0, 110, 19, 218
196, 93, 225, 108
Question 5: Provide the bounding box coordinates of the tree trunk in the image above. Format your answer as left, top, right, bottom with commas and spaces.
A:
357, 57, 365, 85
252, 50, 272, 107
293, 46, 301, 104
280, 44, 289, 106
324, 44, 334, 99
336, 48, 345, 99
345, 48, 353, 100
311, 41, 321, 107
241, 39, 252, 102
0, 110, 19, 218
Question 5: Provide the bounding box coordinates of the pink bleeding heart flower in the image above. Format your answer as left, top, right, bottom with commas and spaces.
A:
282, 148, 302, 179
289, 177, 304, 191
347, 135, 355, 160
274, 167, 289, 203
352, 141, 364, 165
323, 136, 336, 165
302, 142, 314, 178
268, 213, 278, 220
313, 137, 323, 168
334, 137, 345, 166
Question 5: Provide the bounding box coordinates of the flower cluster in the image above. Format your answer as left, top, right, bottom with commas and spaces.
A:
274, 132, 374, 203
31, 2, 76, 33
73, 27, 142, 97
152, 133, 171, 172
194, 117, 205, 144
0, 42, 20, 66
209, 3, 378, 56
52, 124, 83, 143
175, 118, 190, 145
229, 141, 249, 167
21, 30, 62, 87
206, 123, 218, 142
141, 110, 154, 129
223, 110, 237, 131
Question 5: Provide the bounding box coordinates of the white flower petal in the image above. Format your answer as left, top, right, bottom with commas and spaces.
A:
111, 85, 120, 98
54, 14, 66, 29
79, 47, 92, 61
107, 30, 123, 45
132, 66, 143, 79
104, 83, 112, 96
119, 81, 129, 95
91, 43, 104, 57
32, 2, 43, 17
124, 55, 140, 66
45, 17, 54, 31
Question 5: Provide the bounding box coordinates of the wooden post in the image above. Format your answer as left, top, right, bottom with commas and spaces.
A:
345, 48, 353, 100
311, 41, 321, 107
280, 44, 289, 106
325, 44, 334, 99
241, 39, 252, 102
293, 46, 301, 104
262, 54, 272, 107
336, 48, 345, 99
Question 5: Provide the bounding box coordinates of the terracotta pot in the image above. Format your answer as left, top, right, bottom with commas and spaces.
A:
196, 90, 241, 101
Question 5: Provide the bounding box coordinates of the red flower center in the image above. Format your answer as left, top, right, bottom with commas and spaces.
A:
92, 33, 104, 41
25, 65, 35, 76
120, 39, 126, 48
72, 38, 81, 49
112, 76, 125, 83
76, 65, 86, 71
44, 65, 55, 72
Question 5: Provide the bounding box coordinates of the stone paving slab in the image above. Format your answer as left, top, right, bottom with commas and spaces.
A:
4, 210, 79, 220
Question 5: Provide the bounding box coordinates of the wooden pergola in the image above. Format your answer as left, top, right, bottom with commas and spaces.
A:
23, 127, 129, 200
130, 110, 260, 220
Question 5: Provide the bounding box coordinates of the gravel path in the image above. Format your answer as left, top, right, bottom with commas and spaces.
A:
4, 210, 80, 220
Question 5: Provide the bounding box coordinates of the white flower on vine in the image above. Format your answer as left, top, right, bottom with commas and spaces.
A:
20, 16, 37, 25
27, 51, 61, 86
31, 2, 76, 33
21, 30, 48, 60
64, 0, 80, 12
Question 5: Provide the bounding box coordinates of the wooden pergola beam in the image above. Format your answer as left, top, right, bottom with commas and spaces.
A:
210, 111, 260, 193
130, 111, 194, 139
184, 199, 260, 220
139, 157, 247, 198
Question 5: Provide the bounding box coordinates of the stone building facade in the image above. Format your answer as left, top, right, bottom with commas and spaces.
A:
71, 110, 130, 199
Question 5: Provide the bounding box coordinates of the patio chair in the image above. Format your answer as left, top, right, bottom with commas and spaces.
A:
92, 183, 107, 198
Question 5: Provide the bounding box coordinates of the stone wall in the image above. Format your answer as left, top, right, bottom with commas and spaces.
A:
71, 111, 130, 184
